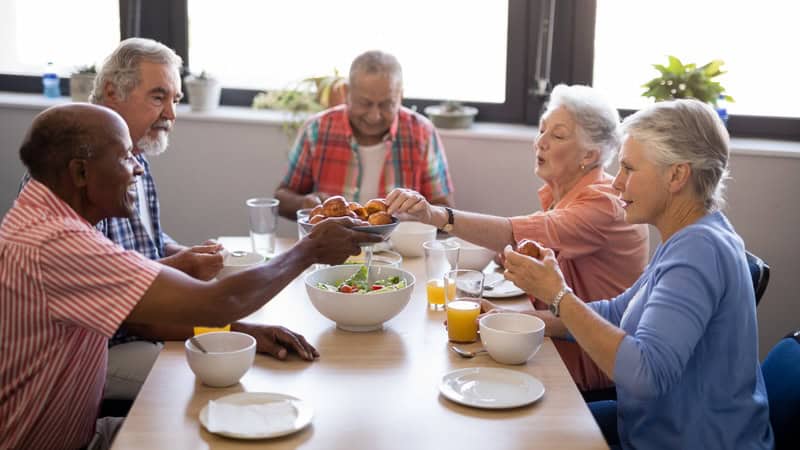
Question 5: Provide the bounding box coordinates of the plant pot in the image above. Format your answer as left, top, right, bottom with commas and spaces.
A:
424, 105, 478, 129
185, 77, 221, 112
69, 73, 96, 102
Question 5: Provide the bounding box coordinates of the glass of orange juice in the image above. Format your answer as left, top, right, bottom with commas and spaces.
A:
423, 240, 460, 310
193, 324, 231, 335
444, 269, 484, 343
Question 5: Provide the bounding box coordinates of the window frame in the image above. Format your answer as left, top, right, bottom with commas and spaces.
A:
0, 0, 797, 140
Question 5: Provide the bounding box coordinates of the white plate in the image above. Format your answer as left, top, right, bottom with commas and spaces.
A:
199, 392, 312, 439
482, 271, 525, 299
439, 367, 545, 409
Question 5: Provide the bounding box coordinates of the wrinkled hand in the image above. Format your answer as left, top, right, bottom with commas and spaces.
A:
233, 323, 319, 361
502, 245, 565, 305
162, 243, 224, 280
305, 217, 383, 265
385, 188, 434, 224
301, 192, 330, 209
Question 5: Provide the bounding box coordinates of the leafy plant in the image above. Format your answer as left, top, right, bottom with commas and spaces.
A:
642, 56, 733, 106
74, 64, 96, 75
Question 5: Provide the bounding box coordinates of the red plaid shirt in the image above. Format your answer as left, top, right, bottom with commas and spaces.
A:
279, 105, 453, 203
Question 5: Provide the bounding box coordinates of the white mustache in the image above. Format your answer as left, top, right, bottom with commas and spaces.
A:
151, 120, 173, 131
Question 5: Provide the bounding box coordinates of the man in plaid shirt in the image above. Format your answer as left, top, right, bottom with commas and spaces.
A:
84, 39, 321, 404
275, 50, 454, 219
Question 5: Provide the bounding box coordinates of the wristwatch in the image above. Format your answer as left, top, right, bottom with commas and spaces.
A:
549, 285, 573, 317
441, 207, 454, 233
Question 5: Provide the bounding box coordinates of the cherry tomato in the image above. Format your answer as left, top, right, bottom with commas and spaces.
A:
371, 284, 383, 291
338, 285, 356, 293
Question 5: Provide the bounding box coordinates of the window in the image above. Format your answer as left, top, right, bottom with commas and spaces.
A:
593, 0, 800, 119
188, 0, 509, 104
0, 0, 119, 76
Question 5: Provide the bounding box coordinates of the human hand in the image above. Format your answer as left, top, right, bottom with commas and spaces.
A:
502, 245, 565, 305
305, 216, 382, 265
232, 322, 319, 361
385, 188, 434, 224
162, 243, 224, 280
301, 192, 330, 209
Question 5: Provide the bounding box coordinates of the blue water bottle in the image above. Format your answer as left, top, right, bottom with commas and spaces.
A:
42, 62, 60, 98
715, 94, 728, 125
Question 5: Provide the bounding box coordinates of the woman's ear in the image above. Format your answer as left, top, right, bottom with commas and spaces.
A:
667, 162, 692, 193
581, 149, 600, 169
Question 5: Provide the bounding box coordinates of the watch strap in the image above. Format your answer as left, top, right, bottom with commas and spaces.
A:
550, 285, 572, 317
441, 207, 454, 232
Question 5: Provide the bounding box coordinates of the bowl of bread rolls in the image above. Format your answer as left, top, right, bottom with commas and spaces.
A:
298, 196, 399, 239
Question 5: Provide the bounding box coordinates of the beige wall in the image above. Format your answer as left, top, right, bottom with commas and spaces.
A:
2, 98, 799, 358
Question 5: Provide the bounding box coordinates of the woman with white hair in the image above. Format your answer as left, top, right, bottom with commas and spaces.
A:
386, 84, 650, 395
501, 99, 773, 449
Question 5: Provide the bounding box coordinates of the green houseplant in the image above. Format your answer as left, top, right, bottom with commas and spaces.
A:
642, 56, 733, 106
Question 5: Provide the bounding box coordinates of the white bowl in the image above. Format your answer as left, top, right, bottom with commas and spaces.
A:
305, 265, 415, 332
390, 221, 437, 257
185, 331, 256, 387
479, 313, 545, 365
218, 250, 265, 279
448, 237, 496, 271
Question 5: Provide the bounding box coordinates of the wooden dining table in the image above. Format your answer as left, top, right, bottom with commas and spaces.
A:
111, 237, 608, 450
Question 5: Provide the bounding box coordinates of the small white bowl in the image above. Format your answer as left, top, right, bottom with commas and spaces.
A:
448, 237, 496, 271
185, 331, 256, 387
479, 313, 545, 365
217, 250, 265, 279
305, 265, 415, 332
390, 221, 437, 257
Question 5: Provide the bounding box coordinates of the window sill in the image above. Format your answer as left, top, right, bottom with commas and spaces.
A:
2, 92, 798, 158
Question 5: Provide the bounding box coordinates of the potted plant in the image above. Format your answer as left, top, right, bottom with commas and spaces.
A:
70, 65, 96, 102
424, 101, 479, 129
184, 70, 221, 112
642, 56, 733, 110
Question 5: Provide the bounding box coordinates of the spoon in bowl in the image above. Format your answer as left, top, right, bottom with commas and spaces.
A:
449, 345, 487, 358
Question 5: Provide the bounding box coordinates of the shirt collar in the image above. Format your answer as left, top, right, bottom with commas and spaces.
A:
538, 167, 611, 210
18, 179, 89, 225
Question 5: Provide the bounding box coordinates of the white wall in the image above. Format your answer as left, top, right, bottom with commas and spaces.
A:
2, 96, 799, 358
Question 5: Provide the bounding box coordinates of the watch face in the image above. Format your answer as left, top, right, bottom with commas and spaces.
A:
549, 302, 558, 317
442, 224, 454, 233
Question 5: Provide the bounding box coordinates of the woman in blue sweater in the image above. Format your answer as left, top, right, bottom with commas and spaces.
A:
502, 99, 773, 450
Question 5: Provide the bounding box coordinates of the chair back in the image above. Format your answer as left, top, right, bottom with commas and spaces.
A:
746, 251, 770, 305
761, 330, 800, 449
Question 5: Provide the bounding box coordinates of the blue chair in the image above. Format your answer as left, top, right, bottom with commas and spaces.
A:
746, 251, 770, 305
761, 330, 800, 449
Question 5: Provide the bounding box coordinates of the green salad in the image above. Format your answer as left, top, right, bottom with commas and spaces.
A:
317, 265, 406, 294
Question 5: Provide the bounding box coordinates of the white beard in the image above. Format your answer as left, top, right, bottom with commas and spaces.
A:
137, 130, 169, 156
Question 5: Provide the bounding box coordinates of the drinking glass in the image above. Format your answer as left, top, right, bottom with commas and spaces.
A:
423, 240, 460, 310
444, 269, 484, 343
246, 197, 279, 256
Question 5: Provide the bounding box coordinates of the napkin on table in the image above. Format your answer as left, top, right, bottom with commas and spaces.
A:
206, 399, 296, 436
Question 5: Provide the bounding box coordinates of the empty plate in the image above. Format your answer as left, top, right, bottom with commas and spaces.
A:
439, 367, 545, 409
199, 392, 312, 439
482, 271, 525, 299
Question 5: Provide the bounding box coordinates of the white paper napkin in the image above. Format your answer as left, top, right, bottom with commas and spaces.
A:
206, 399, 296, 436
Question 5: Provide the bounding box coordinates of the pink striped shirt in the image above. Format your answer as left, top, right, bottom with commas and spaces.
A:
0, 180, 160, 450
510, 167, 650, 391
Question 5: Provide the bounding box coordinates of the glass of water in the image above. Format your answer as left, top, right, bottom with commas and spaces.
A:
246, 197, 279, 256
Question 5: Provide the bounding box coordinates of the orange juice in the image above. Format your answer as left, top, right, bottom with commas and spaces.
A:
446, 299, 481, 342
193, 324, 231, 335
427, 279, 456, 308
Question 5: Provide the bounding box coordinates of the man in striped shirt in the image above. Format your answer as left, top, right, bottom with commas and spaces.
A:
0, 103, 380, 450
275, 50, 454, 220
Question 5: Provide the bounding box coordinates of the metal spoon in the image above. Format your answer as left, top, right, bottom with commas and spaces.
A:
190, 336, 209, 354
449, 345, 487, 358
483, 277, 506, 291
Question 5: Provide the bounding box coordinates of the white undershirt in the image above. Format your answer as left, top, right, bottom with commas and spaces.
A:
136, 177, 154, 240
358, 142, 386, 201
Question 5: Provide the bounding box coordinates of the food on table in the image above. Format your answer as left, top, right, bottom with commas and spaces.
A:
309, 214, 326, 224
310, 205, 324, 217
348, 202, 369, 220
517, 239, 544, 259
367, 211, 392, 225
364, 198, 388, 215
304, 197, 395, 227
321, 196, 349, 217
316, 265, 407, 294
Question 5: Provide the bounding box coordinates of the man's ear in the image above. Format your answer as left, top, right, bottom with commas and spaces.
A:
67, 159, 89, 188
103, 81, 119, 106
667, 162, 692, 193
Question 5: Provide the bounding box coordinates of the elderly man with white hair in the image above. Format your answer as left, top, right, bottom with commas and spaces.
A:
386, 84, 650, 397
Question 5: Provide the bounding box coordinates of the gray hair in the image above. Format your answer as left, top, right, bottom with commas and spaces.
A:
90, 37, 183, 104
545, 84, 621, 169
349, 50, 403, 89
621, 99, 730, 211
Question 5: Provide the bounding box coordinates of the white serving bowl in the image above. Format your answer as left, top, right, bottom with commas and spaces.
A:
390, 221, 437, 257
447, 237, 496, 271
479, 313, 545, 365
305, 265, 415, 332
185, 331, 256, 387
217, 250, 265, 279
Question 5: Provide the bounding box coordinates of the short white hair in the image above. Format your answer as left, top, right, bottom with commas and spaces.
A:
90, 38, 183, 104
349, 50, 403, 89
545, 84, 621, 169
621, 99, 730, 211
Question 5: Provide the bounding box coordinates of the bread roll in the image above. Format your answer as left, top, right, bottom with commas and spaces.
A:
517, 239, 544, 260
322, 196, 349, 217
367, 211, 393, 225
364, 198, 388, 215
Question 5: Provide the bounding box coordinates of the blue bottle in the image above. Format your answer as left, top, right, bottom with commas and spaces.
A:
715, 94, 728, 125
42, 62, 60, 98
